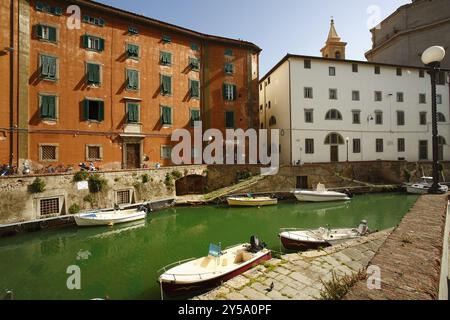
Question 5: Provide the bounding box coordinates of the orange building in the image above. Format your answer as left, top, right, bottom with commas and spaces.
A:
0, 0, 261, 171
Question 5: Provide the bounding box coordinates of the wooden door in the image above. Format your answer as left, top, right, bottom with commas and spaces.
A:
330, 146, 339, 162
296, 176, 308, 189
126, 144, 141, 169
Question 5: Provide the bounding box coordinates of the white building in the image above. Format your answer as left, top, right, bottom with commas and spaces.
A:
259, 20, 450, 165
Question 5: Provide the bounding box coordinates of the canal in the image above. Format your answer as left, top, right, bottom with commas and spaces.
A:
0, 193, 418, 300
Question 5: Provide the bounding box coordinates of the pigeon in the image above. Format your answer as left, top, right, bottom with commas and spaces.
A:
265, 282, 274, 293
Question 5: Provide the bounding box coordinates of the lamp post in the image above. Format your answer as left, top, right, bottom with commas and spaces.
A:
421, 46, 446, 194
346, 137, 350, 162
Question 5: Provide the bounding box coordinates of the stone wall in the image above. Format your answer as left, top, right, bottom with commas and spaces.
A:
0, 165, 206, 225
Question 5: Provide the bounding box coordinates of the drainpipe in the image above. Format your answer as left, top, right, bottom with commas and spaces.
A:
9, 0, 15, 166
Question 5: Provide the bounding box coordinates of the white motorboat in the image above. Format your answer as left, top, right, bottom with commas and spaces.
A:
279, 220, 370, 251
293, 183, 351, 202
75, 206, 147, 227
158, 237, 271, 296
405, 177, 448, 195
227, 195, 278, 207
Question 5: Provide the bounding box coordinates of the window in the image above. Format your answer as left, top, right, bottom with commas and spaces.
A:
437, 71, 446, 85
190, 58, 200, 71
375, 111, 383, 125
126, 69, 139, 90
329, 89, 338, 100
161, 146, 172, 160
86, 145, 102, 161
397, 92, 404, 102
374, 66, 381, 74
225, 48, 233, 56
325, 109, 342, 120
419, 140, 428, 160
267, 77, 271, 85
86, 63, 101, 86
352, 90, 360, 101
39, 95, 57, 120
335, 51, 341, 59
304, 60, 311, 69
189, 79, 200, 98
224, 63, 234, 74
36, 2, 63, 15
375, 91, 382, 102
40, 198, 59, 216
128, 26, 139, 35
304, 87, 313, 99
40, 54, 57, 80
82, 99, 104, 122
223, 83, 237, 101
225, 111, 234, 128
398, 138, 405, 153
420, 112, 427, 125
419, 94, 426, 104
352, 64, 358, 73
160, 51, 172, 65
305, 109, 313, 123
160, 75, 172, 95
268, 101, 271, 109
269, 116, 277, 126
37, 25, 57, 42
396, 68, 402, 76
352, 111, 361, 124
191, 43, 199, 51
324, 133, 344, 145
126, 102, 140, 123
40, 145, 57, 161
419, 70, 425, 78
82, 15, 105, 27
329, 67, 336, 76
116, 190, 131, 205
397, 111, 405, 126
190, 109, 201, 127
305, 139, 314, 154
437, 94, 442, 104
127, 44, 139, 58
437, 112, 446, 122
160, 105, 172, 126
353, 139, 361, 154
376, 139, 384, 153
82, 34, 105, 52
162, 35, 172, 43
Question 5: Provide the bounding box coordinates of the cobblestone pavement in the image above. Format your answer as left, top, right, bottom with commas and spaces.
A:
193, 229, 392, 300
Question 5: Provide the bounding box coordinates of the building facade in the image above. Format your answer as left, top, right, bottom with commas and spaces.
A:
0, 0, 260, 171
365, 0, 450, 69
260, 54, 450, 165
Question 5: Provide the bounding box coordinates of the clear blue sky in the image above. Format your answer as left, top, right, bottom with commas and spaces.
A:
97, 0, 410, 76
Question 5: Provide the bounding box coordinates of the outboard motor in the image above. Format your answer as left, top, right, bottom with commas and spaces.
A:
344, 189, 354, 198
357, 220, 369, 235
250, 235, 267, 253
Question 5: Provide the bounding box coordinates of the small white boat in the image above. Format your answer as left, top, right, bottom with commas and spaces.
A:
158, 237, 271, 295
227, 194, 278, 207
293, 183, 351, 202
279, 220, 370, 251
75, 207, 147, 227
405, 177, 448, 195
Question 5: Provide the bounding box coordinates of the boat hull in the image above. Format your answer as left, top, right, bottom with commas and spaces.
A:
227, 198, 278, 207
294, 192, 350, 203
280, 235, 330, 251
75, 211, 146, 227
160, 251, 272, 296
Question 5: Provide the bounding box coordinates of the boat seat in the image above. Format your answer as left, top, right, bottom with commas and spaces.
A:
200, 257, 213, 268
221, 258, 229, 267
234, 250, 253, 264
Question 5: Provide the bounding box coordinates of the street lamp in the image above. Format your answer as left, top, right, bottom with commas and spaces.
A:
346, 137, 350, 162
421, 46, 446, 194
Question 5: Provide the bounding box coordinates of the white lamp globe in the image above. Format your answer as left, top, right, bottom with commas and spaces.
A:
421, 46, 446, 65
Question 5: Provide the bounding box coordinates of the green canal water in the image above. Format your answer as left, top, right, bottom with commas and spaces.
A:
0, 193, 418, 300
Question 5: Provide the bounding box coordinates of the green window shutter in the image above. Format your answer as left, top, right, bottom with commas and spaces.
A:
82, 35, 89, 48
223, 84, 227, 100
48, 96, 56, 119
83, 100, 90, 120
48, 27, 57, 42
161, 75, 171, 95
37, 25, 43, 39
232, 85, 237, 101
127, 103, 139, 123
190, 80, 199, 98
190, 58, 199, 70
98, 101, 105, 121
48, 57, 56, 78
161, 52, 171, 65
225, 112, 234, 128
40, 55, 49, 77
127, 44, 139, 58
127, 70, 138, 90
225, 63, 234, 74
99, 38, 105, 51
161, 106, 172, 125
40, 96, 49, 118
87, 64, 100, 84
190, 109, 200, 126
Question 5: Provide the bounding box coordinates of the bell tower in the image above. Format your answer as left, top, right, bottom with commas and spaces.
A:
321, 18, 347, 59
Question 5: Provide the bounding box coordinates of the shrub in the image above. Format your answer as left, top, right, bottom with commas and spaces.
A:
320, 271, 365, 300
88, 174, 108, 193
142, 174, 150, 184
83, 194, 95, 206
171, 170, 183, 180
68, 203, 80, 215
29, 178, 46, 193
73, 171, 89, 182
164, 173, 174, 188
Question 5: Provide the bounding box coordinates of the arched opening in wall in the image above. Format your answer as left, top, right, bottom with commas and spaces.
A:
438, 136, 447, 161
269, 116, 277, 126
335, 51, 341, 59
175, 175, 206, 196
324, 133, 345, 162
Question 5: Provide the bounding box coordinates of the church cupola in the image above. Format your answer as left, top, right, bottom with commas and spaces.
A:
321, 18, 347, 59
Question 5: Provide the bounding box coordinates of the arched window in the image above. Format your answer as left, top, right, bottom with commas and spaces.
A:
335, 51, 341, 59
438, 136, 447, 145
269, 116, 277, 126
437, 112, 446, 122
324, 133, 345, 145
325, 109, 343, 120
